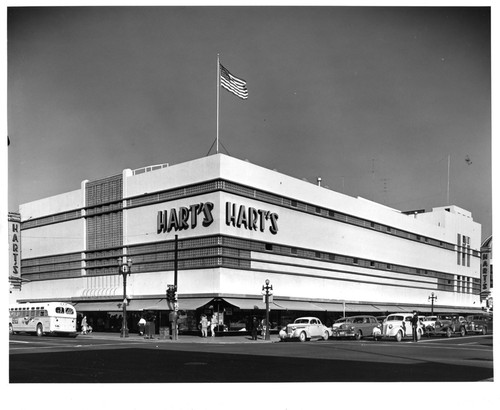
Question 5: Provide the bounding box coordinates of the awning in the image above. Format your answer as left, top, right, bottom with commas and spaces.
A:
222, 298, 266, 310
310, 302, 344, 311
430, 307, 484, 314
130, 298, 213, 311
399, 306, 427, 313
128, 299, 165, 311
372, 305, 406, 312
74, 301, 125, 312
272, 300, 325, 311
178, 298, 214, 310
344, 303, 378, 312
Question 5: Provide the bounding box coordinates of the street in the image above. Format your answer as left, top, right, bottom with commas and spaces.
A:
9, 332, 493, 383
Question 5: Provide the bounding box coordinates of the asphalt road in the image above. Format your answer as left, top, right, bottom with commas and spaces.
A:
9, 333, 493, 383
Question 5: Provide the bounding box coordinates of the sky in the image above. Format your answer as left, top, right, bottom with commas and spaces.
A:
6, 4, 493, 239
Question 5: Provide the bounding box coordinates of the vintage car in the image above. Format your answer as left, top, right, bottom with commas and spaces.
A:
381, 313, 423, 342
331, 315, 382, 340
428, 314, 467, 337
464, 314, 492, 335
279, 317, 331, 342
331, 317, 348, 331
421, 315, 437, 331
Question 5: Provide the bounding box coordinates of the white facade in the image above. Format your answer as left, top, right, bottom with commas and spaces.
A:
15, 154, 482, 314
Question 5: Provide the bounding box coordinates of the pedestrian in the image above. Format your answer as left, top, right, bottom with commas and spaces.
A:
251, 316, 259, 340
210, 315, 217, 337
81, 315, 88, 335
411, 311, 420, 342
138, 316, 146, 336
200, 314, 209, 337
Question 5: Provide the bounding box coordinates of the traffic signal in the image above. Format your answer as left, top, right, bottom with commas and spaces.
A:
166, 285, 177, 302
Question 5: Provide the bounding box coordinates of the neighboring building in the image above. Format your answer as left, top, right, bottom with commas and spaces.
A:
480, 235, 493, 311
13, 154, 484, 332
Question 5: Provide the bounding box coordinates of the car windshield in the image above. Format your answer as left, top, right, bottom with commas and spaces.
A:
294, 319, 310, 324
334, 318, 347, 324
387, 315, 404, 321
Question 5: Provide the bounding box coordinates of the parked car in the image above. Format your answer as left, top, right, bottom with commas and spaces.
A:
464, 314, 492, 335
429, 314, 467, 337
331, 317, 348, 331
331, 315, 382, 340
421, 315, 437, 330
381, 313, 423, 342
279, 317, 331, 342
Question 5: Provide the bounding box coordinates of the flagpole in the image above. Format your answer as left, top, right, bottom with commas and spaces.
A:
447, 154, 450, 204
216, 54, 220, 154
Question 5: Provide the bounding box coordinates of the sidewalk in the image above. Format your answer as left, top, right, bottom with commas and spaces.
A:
77, 331, 278, 344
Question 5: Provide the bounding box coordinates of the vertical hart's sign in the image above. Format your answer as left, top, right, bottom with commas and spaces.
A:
481, 252, 491, 299
8, 212, 22, 289
157, 201, 279, 235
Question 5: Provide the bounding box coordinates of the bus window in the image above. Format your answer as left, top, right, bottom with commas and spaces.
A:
65, 308, 74, 315
55, 307, 64, 314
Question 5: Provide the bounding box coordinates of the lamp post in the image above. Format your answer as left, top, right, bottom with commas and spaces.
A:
428, 292, 437, 315
117, 256, 133, 338
262, 279, 273, 341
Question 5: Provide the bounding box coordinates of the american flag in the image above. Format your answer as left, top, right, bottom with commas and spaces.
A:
220, 63, 248, 99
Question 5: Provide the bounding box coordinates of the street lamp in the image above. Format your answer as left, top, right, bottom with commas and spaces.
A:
262, 279, 273, 341
428, 292, 437, 315
117, 256, 133, 338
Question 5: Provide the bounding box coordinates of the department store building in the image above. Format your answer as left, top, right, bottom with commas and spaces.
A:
14, 154, 483, 333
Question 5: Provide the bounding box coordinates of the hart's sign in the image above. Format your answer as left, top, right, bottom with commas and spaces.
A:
225, 202, 278, 235
157, 202, 214, 233
157, 201, 279, 235
9, 213, 22, 285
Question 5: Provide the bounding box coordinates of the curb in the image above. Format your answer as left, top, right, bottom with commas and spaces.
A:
76, 333, 278, 344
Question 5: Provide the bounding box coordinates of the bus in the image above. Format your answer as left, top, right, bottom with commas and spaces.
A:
9, 302, 78, 337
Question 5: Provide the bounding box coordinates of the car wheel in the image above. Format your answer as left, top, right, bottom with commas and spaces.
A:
482, 327, 487, 335
9, 324, 14, 335
446, 328, 452, 338
395, 331, 403, 342
298, 332, 307, 342
460, 327, 466, 337
36, 324, 43, 337
355, 330, 362, 341
323, 331, 329, 341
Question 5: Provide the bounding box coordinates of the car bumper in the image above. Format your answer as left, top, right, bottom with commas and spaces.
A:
331, 330, 355, 338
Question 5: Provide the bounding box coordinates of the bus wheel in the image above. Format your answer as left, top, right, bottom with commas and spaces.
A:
36, 324, 43, 337
9, 324, 14, 335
